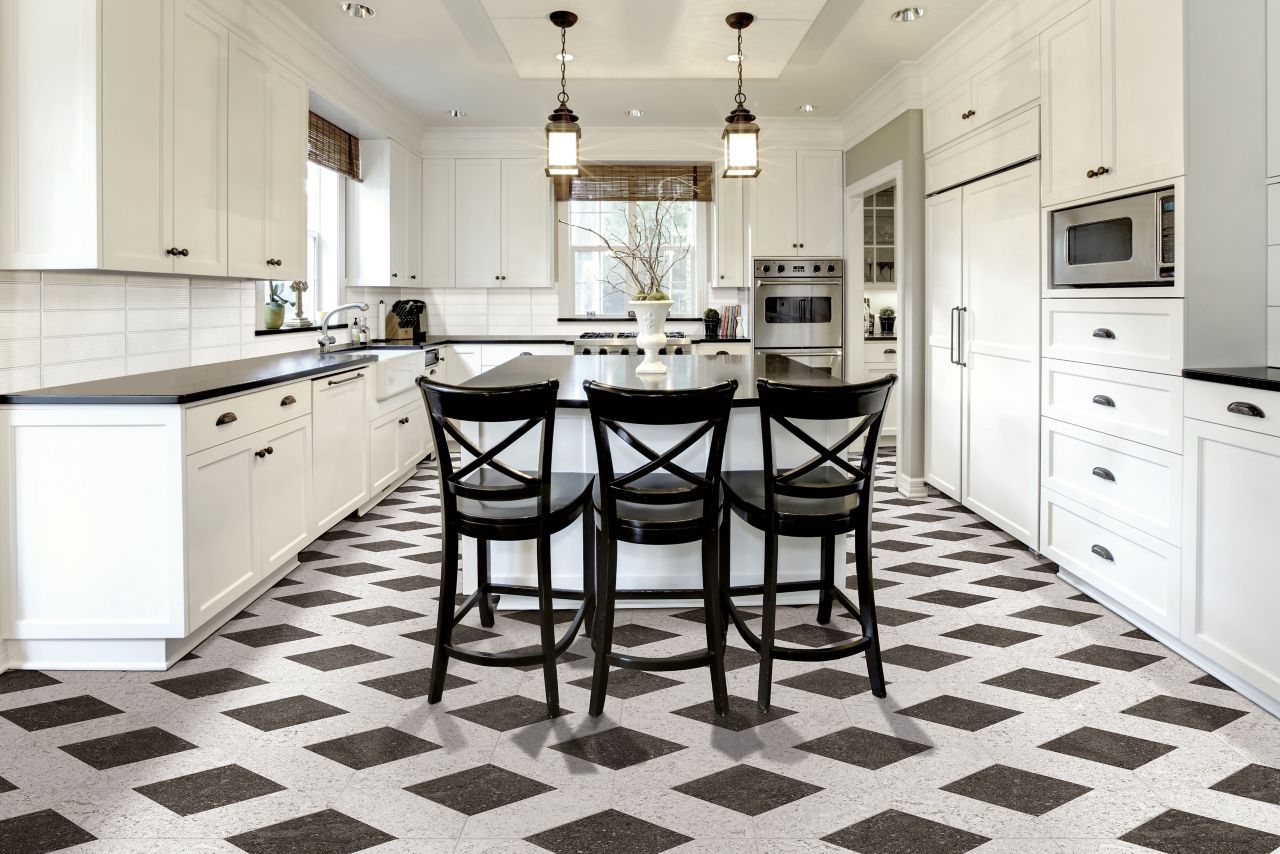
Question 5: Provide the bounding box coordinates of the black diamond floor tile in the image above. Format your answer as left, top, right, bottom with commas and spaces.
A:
312, 562, 395, 578
941, 550, 1010, 565
1058, 644, 1165, 672
507, 645, 587, 671
152, 667, 268, 699
222, 695, 347, 731
402, 625, 499, 646
359, 667, 474, 699
274, 590, 361, 608
823, 809, 989, 854
285, 644, 392, 672
897, 695, 1021, 731
982, 668, 1098, 699
1010, 605, 1100, 627
1119, 808, 1280, 854
672, 696, 797, 732
0, 809, 95, 854
526, 809, 691, 854
858, 606, 931, 627
449, 695, 568, 732
406, 764, 554, 815
59, 726, 196, 769
917, 529, 979, 542
370, 574, 439, 592
0, 775, 15, 793
673, 763, 823, 815
1190, 673, 1232, 690
970, 574, 1053, 592
1038, 726, 1176, 770
1210, 763, 1280, 806
226, 808, 395, 854
333, 605, 426, 626
0, 670, 60, 695
908, 589, 996, 608
941, 623, 1040, 648
1122, 694, 1250, 732
882, 643, 969, 672
297, 550, 337, 562
222, 623, 320, 647
352, 539, 414, 552
883, 561, 963, 578
875, 539, 930, 553
777, 667, 876, 699
795, 725, 931, 770
304, 727, 440, 769
610, 624, 680, 647
773, 623, 859, 648
135, 764, 285, 815
0, 694, 123, 732
550, 726, 686, 770
941, 763, 1091, 815
568, 669, 681, 699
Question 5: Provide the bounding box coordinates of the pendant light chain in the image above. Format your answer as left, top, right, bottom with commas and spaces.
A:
559, 26, 570, 107
735, 29, 745, 107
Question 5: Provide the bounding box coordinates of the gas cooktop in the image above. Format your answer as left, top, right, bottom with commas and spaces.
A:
575, 331, 687, 355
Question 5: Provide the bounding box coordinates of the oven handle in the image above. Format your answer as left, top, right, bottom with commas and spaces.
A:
755, 279, 842, 286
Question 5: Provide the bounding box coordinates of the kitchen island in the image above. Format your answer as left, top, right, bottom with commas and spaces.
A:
456, 353, 867, 606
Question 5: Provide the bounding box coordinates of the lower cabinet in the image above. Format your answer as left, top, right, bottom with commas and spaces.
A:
370, 399, 429, 496
1182, 417, 1280, 702
864, 362, 899, 440
185, 415, 311, 629
311, 369, 370, 533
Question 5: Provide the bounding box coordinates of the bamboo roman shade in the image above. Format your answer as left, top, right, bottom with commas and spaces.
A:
553, 162, 714, 202
308, 112, 361, 181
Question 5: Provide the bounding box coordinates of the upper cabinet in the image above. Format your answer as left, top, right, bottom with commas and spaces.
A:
714, 165, 746, 287
924, 39, 1040, 155
349, 139, 423, 287
420, 159, 454, 287
454, 158, 551, 287
227, 36, 308, 281
1041, 0, 1184, 205
751, 148, 843, 257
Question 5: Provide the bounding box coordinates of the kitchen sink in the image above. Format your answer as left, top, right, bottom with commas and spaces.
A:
369, 349, 426, 401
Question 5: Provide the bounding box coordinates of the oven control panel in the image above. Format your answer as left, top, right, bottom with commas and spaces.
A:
754, 258, 844, 279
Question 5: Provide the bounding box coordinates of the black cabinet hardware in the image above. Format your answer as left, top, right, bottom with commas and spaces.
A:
280, 395, 296, 406
500, 275, 507, 280
949, 306, 959, 364
520, 351, 533, 356
1091, 544, 1114, 561
1092, 466, 1116, 482
392, 272, 398, 278
398, 416, 410, 425
254, 447, 272, 459
166, 247, 190, 257
956, 306, 968, 366
961, 109, 975, 119
884, 348, 897, 355
1092, 328, 1116, 339
327, 372, 364, 386
1092, 394, 1115, 407
215, 412, 237, 426
1227, 401, 1266, 418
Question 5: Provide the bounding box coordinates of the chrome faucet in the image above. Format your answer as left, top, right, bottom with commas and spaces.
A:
318, 303, 369, 354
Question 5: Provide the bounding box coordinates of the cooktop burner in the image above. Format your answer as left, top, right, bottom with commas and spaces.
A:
574, 331, 687, 355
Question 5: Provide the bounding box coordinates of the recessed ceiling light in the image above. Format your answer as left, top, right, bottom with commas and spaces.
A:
891, 6, 925, 22
556, 52, 574, 61
338, 2, 375, 19
446, 109, 466, 118
797, 104, 817, 113
726, 53, 746, 62
624, 109, 644, 118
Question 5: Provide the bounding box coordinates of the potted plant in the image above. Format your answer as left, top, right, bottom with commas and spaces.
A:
264, 282, 293, 331
703, 307, 721, 339
562, 177, 693, 374
879, 305, 896, 336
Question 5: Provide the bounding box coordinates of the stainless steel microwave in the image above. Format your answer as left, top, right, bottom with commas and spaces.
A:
1051, 189, 1175, 288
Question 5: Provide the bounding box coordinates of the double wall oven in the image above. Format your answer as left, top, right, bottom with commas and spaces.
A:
753, 258, 843, 375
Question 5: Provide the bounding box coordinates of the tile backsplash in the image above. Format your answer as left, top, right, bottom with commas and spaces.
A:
0, 271, 319, 395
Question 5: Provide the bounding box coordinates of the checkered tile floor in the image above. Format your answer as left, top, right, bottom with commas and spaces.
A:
2, 450, 1280, 853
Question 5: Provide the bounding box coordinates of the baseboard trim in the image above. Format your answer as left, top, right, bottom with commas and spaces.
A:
1058, 569, 1280, 720
896, 474, 930, 498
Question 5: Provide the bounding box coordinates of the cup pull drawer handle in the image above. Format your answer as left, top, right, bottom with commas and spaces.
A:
328, 372, 365, 386
1092, 394, 1116, 407
1092, 328, 1116, 339
1092, 466, 1116, 482
280, 395, 297, 407
1227, 401, 1266, 418
215, 412, 237, 426
1091, 544, 1114, 562
884, 348, 897, 354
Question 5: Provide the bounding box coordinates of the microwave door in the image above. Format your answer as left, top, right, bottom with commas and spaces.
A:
1053, 194, 1159, 286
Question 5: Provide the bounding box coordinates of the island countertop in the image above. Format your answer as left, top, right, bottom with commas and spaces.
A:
460, 353, 851, 407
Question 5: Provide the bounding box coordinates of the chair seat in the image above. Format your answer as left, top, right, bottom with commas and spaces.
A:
721, 468, 862, 537
593, 473, 721, 544
455, 471, 594, 536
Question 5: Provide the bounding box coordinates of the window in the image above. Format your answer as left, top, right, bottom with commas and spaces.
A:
262, 161, 343, 327
561, 198, 703, 317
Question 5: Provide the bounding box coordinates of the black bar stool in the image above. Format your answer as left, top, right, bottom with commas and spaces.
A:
583, 379, 738, 718
720, 374, 897, 711
418, 377, 595, 717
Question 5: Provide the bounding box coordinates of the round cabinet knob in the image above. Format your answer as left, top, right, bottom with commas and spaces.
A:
792, 243, 798, 248
1097, 166, 1110, 175
500, 275, 507, 280
494, 275, 500, 280
720, 274, 725, 279
180, 248, 189, 257
411, 275, 417, 280
392, 273, 398, 278
166, 247, 180, 256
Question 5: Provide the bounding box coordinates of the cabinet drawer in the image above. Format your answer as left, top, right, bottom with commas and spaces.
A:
1042, 359, 1183, 452
1186, 379, 1280, 439
1041, 489, 1180, 633
1043, 299, 1184, 374
866, 343, 899, 364
185, 379, 313, 454
1042, 417, 1181, 545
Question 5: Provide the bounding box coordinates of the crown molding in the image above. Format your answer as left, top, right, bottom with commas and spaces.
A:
920, 0, 1079, 90
839, 61, 923, 150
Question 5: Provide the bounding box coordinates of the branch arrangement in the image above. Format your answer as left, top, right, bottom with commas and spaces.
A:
560, 176, 693, 301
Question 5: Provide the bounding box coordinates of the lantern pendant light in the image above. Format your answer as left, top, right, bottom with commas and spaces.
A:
722, 12, 760, 178
546, 11, 581, 177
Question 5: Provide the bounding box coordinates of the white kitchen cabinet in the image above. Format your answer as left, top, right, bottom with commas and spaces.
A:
924, 80, 975, 155
924, 39, 1039, 155
714, 166, 746, 287
420, 159, 455, 287
865, 362, 899, 440
0, 0, 230, 274
442, 346, 483, 383
227, 37, 307, 281
1182, 415, 1280, 704
397, 402, 429, 471
693, 342, 752, 357
1270, 0, 1280, 178
185, 435, 257, 629
1041, 0, 1183, 205
750, 149, 843, 257
369, 399, 426, 496
455, 159, 551, 287
350, 139, 422, 287
924, 161, 1040, 547
311, 369, 370, 533
253, 416, 312, 573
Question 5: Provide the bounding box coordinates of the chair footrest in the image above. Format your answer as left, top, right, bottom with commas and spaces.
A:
607, 648, 716, 672
443, 596, 590, 668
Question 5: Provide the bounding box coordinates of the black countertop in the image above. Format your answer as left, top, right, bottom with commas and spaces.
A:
0, 351, 379, 405
1183, 366, 1280, 394
461, 353, 847, 408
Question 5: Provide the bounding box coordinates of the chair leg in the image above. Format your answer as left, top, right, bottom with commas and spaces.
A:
853, 511, 887, 699
428, 530, 461, 704
534, 530, 560, 717
701, 526, 729, 716
718, 503, 733, 642
817, 535, 835, 625
476, 538, 495, 628
757, 528, 779, 712
588, 533, 618, 717
581, 515, 596, 639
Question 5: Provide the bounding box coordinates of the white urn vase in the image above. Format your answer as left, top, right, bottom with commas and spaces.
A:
629, 299, 672, 375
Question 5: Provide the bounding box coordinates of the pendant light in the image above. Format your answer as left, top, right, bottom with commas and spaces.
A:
721, 12, 760, 178
545, 11, 581, 177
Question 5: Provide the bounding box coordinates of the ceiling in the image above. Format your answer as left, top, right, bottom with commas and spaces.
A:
279, 0, 987, 129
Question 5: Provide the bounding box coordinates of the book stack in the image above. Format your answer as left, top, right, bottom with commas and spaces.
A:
717, 304, 743, 339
